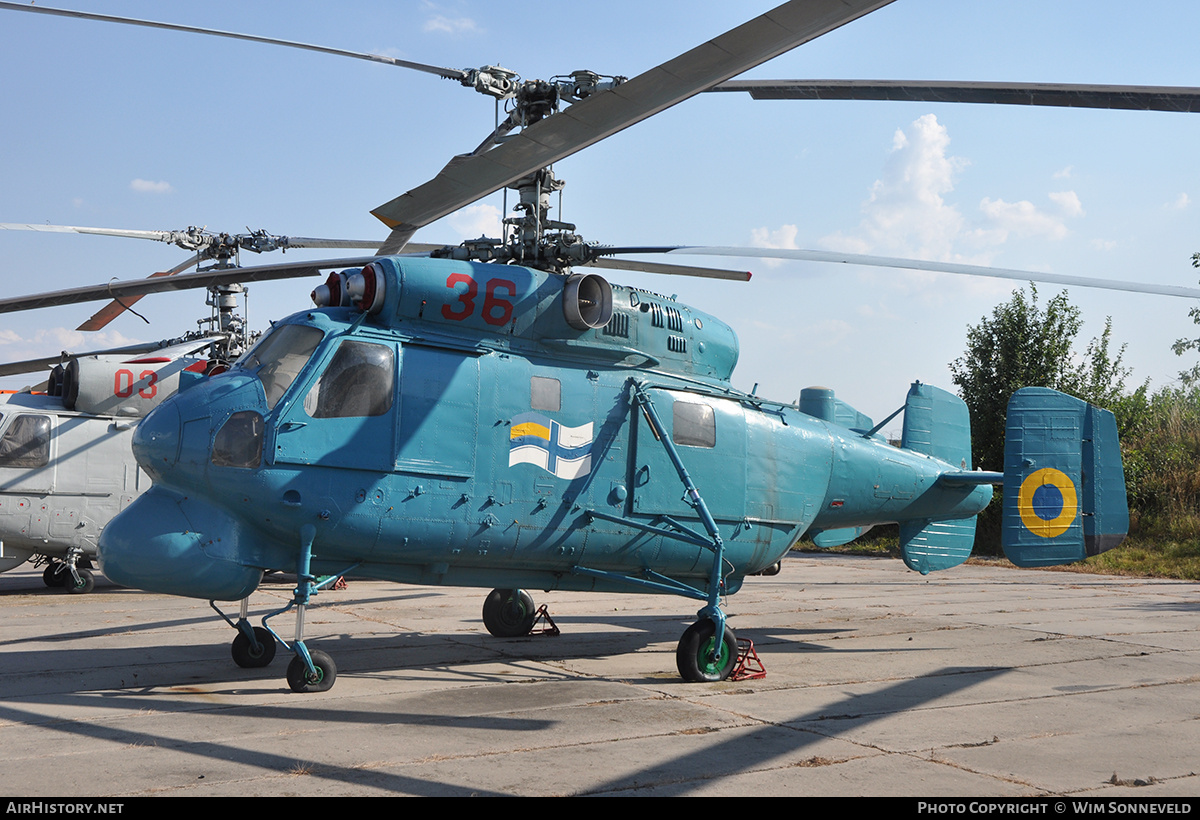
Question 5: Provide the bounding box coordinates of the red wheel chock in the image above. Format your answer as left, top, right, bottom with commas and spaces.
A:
730, 637, 766, 681
531, 604, 560, 636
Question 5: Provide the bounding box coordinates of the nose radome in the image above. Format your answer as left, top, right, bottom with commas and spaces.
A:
98, 487, 263, 601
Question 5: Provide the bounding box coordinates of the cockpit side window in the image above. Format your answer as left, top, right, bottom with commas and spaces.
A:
238, 324, 323, 410
672, 401, 716, 448
303, 340, 394, 419
0, 415, 51, 468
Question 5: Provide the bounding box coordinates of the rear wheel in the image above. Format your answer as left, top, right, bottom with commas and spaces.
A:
43, 564, 65, 588
231, 626, 277, 668
482, 588, 537, 638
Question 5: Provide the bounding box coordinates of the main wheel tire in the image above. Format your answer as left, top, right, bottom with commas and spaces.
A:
231, 626, 277, 668
482, 588, 537, 638
43, 564, 65, 588
286, 650, 337, 693
676, 619, 738, 682
66, 569, 95, 595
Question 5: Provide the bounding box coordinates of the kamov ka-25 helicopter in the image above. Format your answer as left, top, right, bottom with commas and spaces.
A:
3, 0, 1198, 691
0, 223, 383, 592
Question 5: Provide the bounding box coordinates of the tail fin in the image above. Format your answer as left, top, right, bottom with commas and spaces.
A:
902, 381, 972, 468
1002, 388, 1129, 567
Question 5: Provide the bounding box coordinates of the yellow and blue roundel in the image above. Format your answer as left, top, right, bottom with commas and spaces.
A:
508, 412, 594, 480
1018, 468, 1078, 538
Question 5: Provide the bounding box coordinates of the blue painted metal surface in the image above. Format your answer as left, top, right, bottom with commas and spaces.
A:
94, 256, 1130, 684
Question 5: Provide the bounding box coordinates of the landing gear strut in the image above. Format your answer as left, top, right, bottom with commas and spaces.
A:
212, 525, 350, 693
43, 551, 96, 594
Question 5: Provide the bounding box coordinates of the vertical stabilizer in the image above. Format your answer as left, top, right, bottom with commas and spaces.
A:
1002, 388, 1128, 566
901, 382, 972, 468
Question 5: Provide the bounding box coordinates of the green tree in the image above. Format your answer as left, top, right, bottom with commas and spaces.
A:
949, 285, 1135, 552
1170, 252, 1200, 384
952, 286, 1080, 471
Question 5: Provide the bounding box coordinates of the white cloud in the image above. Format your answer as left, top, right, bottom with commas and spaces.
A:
750, 224, 798, 250
1049, 190, 1084, 218
820, 114, 971, 261
130, 178, 172, 194
423, 15, 480, 34
0, 327, 138, 350
749, 224, 799, 267
1091, 238, 1118, 252
978, 196, 1071, 241
1053, 166, 1073, 179
1168, 192, 1190, 210
448, 203, 502, 240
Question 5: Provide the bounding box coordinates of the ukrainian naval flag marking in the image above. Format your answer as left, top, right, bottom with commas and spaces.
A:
509, 412, 594, 479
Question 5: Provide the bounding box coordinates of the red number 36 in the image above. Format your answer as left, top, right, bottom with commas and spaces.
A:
441, 274, 515, 327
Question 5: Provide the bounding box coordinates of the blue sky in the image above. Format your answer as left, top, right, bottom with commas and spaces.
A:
2, 0, 1198, 430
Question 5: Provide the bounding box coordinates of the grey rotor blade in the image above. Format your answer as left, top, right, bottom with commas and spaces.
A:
372, 0, 896, 253
0, 1, 467, 81
709, 79, 1200, 113
0, 341, 174, 379
0, 256, 380, 316
0, 223, 177, 242
0, 223, 386, 252
659, 246, 1200, 299
277, 237, 384, 250
586, 257, 750, 282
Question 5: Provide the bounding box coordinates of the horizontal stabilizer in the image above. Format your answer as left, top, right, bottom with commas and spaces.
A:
900, 518, 977, 574
1002, 388, 1129, 566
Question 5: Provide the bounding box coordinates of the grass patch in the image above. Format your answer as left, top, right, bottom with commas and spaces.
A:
794, 526, 1200, 581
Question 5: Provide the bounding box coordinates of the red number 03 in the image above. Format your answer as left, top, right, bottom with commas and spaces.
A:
114, 369, 158, 399
441, 274, 515, 326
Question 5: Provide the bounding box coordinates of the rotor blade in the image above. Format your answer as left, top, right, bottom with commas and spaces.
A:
709, 79, 1200, 113
76, 254, 202, 332
277, 237, 384, 250
0, 256, 379, 316
0, 1, 467, 81
0, 341, 175, 379
586, 256, 750, 282
371, 0, 896, 252
656, 246, 1200, 299
0, 223, 177, 243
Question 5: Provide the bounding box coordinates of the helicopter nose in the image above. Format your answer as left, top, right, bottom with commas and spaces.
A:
132, 401, 181, 477
98, 487, 262, 601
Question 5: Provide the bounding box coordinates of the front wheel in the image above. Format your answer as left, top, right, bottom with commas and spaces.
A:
287, 650, 337, 693
676, 619, 737, 682
66, 569, 95, 595
482, 588, 536, 638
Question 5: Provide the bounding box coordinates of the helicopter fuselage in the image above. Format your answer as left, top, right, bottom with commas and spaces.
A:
0, 391, 144, 574
98, 256, 992, 602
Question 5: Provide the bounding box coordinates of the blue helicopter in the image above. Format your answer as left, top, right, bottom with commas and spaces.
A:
4, 0, 1196, 692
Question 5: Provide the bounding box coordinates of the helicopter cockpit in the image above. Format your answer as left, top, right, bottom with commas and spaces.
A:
235, 323, 323, 410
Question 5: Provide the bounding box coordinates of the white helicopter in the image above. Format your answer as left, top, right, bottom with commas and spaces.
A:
0, 223, 382, 592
